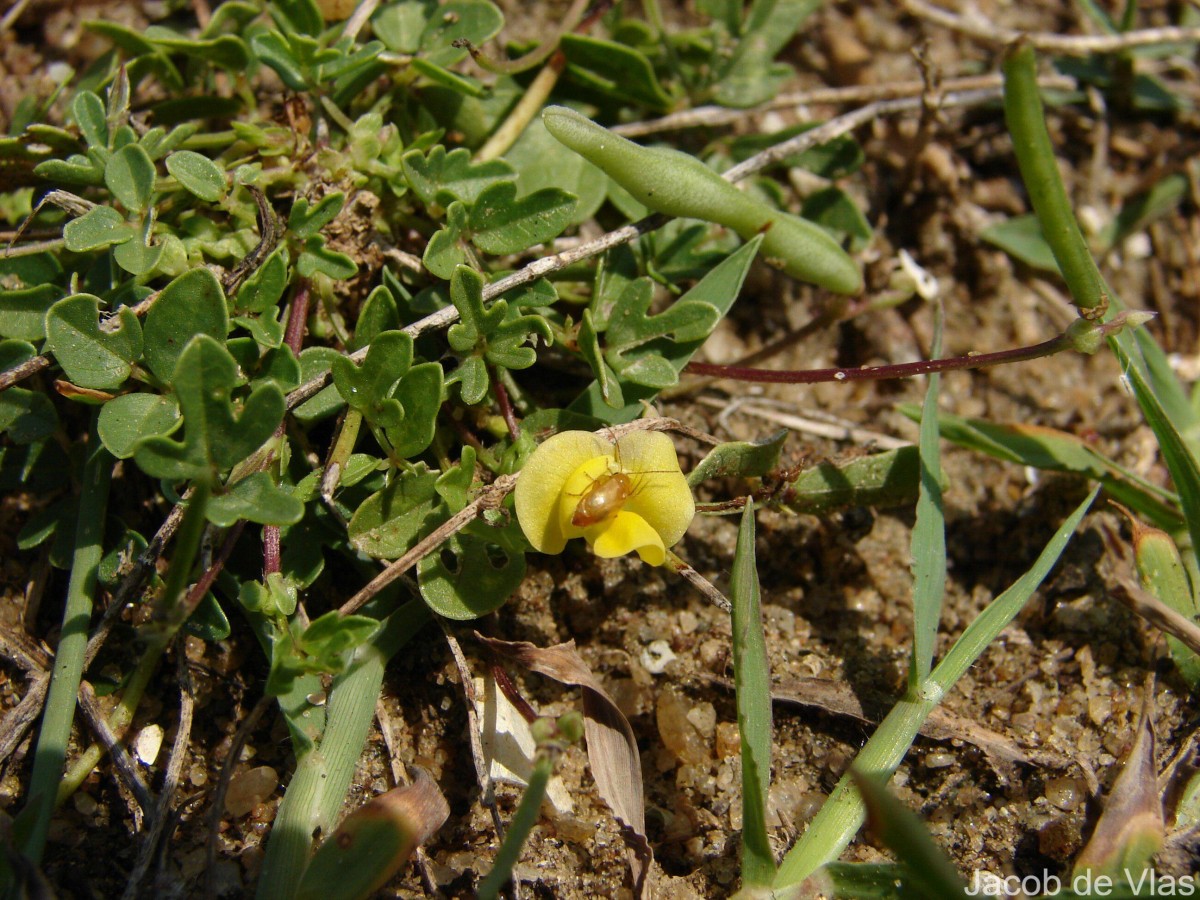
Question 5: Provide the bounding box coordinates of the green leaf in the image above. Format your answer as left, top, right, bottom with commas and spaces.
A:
142, 268, 229, 383
782, 446, 922, 515
0, 285, 64, 341
288, 193, 344, 239
300, 611, 380, 669
104, 144, 156, 213
250, 31, 311, 91
145, 29, 251, 70
730, 505, 775, 886
468, 181, 576, 255
235, 246, 290, 314
409, 57, 487, 96
422, 202, 469, 280
332, 331, 414, 430
372, 0, 432, 53
44, 294, 142, 389
63, 205, 135, 252
688, 431, 787, 486
185, 592, 232, 642
712, 0, 819, 108
294, 347, 347, 423
297, 235, 357, 280
447, 356, 489, 405
418, 0, 504, 67
272, 0, 324, 37
165, 150, 227, 201
506, 115, 607, 227
97, 393, 181, 458
349, 285, 400, 351
207, 471, 305, 527
348, 469, 442, 559
801, 186, 873, 252
73, 91, 108, 148
384, 362, 444, 459
559, 34, 673, 111
577, 310, 622, 408
0, 388, 57, 444
980, 214, 1060, 273
571, 237, 761, 423
133, 335, 284, 483
113, 232, 164, 275
401, 146, 514, 206
604, 278, 721, 389
418, 532, 524, 620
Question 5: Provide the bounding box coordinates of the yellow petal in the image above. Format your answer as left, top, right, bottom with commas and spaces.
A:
588, 510, 666, 566
558, 455, 619, 539
515, 431, 611, 553
613, 431, 695, 549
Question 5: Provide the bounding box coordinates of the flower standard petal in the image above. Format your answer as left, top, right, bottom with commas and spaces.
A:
515, 431, 611, 553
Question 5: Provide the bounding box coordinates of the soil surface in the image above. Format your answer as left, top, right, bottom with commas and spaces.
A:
2, 1, 1199, 898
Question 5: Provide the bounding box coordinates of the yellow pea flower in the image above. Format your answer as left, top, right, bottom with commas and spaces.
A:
514, 430, 695, 566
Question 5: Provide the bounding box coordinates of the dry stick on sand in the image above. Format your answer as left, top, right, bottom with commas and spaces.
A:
901, 0, 1200, 53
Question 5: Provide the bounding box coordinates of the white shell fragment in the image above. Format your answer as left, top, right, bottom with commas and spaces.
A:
133, 724, 164, 767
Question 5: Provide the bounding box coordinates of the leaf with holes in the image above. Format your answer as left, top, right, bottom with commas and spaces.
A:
418, 532, 525, 620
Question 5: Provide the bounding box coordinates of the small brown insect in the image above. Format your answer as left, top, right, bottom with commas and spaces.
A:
571, 471, 635, 527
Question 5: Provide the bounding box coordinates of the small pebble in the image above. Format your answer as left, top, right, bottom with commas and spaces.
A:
133, 724, 164, 766
641, 640, 677, 675
225, 766, 279, 818
1044, 776, 1086, 811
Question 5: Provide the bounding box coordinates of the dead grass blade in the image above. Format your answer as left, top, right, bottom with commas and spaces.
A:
476, 635, 652, 896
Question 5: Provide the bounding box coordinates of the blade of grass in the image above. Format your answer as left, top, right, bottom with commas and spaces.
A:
850, 770, 967, 896
476, 755, 552, 900
772, 486, 1098, 893
13, 413, 112, 866
256, 598, 431, 900
909, 303, 945, 689
729, 504, 775, 887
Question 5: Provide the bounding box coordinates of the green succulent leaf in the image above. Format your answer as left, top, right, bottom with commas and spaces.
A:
468, 181, 577, 255
44, 294, 143, 389
142, 267, 229, 382
133, 334, 285, 484
97, 393, 181, 458
165, 150, 227, 201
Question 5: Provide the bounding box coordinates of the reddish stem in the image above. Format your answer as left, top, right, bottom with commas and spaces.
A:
263, 279, 311, 578
683, 333, 1071, 384
489, 367, 521, 439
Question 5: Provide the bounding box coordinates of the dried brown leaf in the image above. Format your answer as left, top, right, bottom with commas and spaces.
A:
476, 634, 652, 897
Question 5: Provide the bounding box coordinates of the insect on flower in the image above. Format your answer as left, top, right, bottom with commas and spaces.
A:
514, 430, 695, 566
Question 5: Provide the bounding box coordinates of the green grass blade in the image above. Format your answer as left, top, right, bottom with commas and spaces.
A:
1109, 331, 1200, 576
476, 755, 552, 900
850, 770, 967, 896
909, 308, 945, 689
773, 487, 1098, 893
729, 504, 776, 887
13, 414, 112, 866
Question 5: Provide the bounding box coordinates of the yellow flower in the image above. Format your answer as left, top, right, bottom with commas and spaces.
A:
515, 430, 695, 566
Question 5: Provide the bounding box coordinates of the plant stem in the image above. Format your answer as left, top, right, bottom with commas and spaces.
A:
16, 414, 112, 864
256, 599, 431, 900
